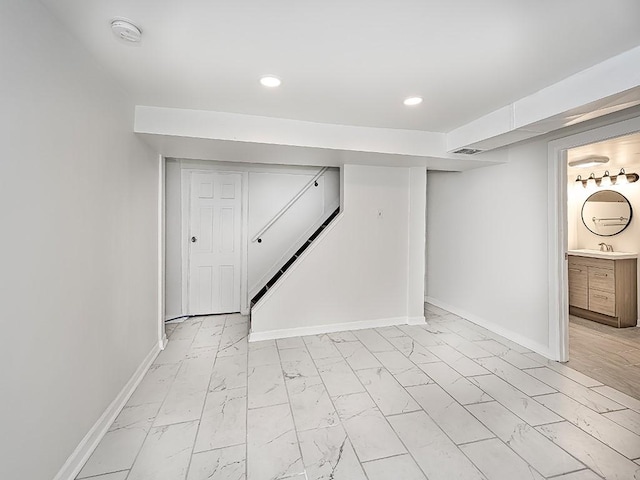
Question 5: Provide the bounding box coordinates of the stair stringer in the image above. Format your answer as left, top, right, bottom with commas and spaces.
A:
249, 165, 427, 341
249, 198, 340, 300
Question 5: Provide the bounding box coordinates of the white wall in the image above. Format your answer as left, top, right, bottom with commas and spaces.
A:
427, 142, 551, 351
0, 2, 159, 479
164, 160, 339, 318
251, 164, 427, 337
427, 109, 640, 356
568, 162, 640, 320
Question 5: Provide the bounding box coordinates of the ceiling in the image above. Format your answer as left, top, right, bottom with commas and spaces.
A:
568, 131, 640, 174
40, 0, 640, 133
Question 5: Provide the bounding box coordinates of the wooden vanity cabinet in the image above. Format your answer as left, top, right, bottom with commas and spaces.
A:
568, 255, 637, 328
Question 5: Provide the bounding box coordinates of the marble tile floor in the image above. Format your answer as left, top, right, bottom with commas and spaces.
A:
76, 306, 640, 480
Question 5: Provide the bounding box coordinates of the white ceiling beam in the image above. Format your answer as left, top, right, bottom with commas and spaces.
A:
447, 45, 640, 152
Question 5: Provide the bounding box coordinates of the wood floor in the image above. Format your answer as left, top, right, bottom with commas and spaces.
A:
568, 315, 640, 399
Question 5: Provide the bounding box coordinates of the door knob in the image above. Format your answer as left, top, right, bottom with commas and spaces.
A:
191, 236, 197, 243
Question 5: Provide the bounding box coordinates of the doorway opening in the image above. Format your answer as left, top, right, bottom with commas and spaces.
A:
564, 132, 640, 398
549, 114, 640, 398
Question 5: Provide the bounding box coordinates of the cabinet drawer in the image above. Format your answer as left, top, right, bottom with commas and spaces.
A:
569, 256, 614, 270
568, 266, 587, 288
569, 288, 588, 309
588, 267, 615, 293
589, 290, 616, 316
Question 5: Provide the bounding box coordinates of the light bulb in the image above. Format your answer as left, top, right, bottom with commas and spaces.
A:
260, 75, 281, 87
600, 171, 612, 187
586, 173, 597, 189
615, 168, 628, 185
403, 96, 423, 106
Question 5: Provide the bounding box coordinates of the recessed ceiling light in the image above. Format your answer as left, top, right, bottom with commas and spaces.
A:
260, 75, 281, 87
403, 96, 423, 106
111, 20, 142, 43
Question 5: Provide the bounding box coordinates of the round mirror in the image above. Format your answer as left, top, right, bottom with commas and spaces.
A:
581, 190, 633, 236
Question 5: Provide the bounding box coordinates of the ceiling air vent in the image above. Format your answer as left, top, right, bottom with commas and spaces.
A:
453, 148, 483, 155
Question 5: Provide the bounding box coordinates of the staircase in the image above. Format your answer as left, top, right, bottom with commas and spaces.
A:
250, 206, 340, 307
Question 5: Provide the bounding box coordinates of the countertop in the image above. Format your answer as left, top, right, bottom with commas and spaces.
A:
567, 249, 638, 260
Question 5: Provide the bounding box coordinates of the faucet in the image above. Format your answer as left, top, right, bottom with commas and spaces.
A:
598, 242, 614, 252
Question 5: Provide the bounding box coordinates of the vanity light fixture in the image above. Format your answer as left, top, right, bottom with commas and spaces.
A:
568, 155, 609, 168
260, 75, 281, 87
574, 169, 639, 188
403, 96, 423, 106
615, 168, 629, 185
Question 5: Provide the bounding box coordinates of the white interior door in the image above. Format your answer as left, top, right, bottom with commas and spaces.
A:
187, 171, 242, 315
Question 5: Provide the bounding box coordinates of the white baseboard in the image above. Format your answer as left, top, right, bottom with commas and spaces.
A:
249, 316, 411, 342
425, 296, 552, 358
53, 343, 161, 480
407, 315, 426, 325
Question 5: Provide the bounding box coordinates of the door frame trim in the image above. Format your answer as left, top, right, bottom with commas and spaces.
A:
158, 155, 167, 348
547, 115, 640, 361
181, 166, 249, 316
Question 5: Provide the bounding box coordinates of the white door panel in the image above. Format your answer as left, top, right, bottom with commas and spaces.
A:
188, 172, 242, 315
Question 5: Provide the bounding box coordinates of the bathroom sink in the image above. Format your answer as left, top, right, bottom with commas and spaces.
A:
567, 249, 638, 260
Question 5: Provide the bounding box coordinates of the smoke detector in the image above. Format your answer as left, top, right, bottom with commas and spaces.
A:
111, 20, 142, 43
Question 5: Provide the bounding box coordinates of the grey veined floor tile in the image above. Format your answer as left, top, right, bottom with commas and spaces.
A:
298, 425, 367, 480
525, 367, 624, 413
460, 438, 545, 480
187, 445, 246, 480
469, 374, 562, 426
78, 472, 129, 480
426, 344, 490, 377
247, 403, 304, 480
77, 402, 161, 478
535, 392, 640, 459
604, 408, 640, 436
418, 361, 492, 405
209, 354, 247, 392
372, 350, 432, 387
388, 410, 485, 480
333, 392, 406, 462
285, 375, 339, 432
314, 356, 365, 397
247, 363, 287, 409
127, 421, 198, 480
353, 328, 395, 352
475, 356, 556, 396
154, 356, 214, 426
466, 401, 584, 477
194, 387, 246, 453
362, 454, 427, 480
407, 383, 494, 444
80, 312, 640, 480
537, 421, 640, 480
335, 340, 382, 370
355, 367, 421, 415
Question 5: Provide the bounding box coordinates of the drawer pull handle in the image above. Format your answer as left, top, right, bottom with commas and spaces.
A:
569, 268, 582, 272
594, 273, 609, 277
593, 294, 608, 299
